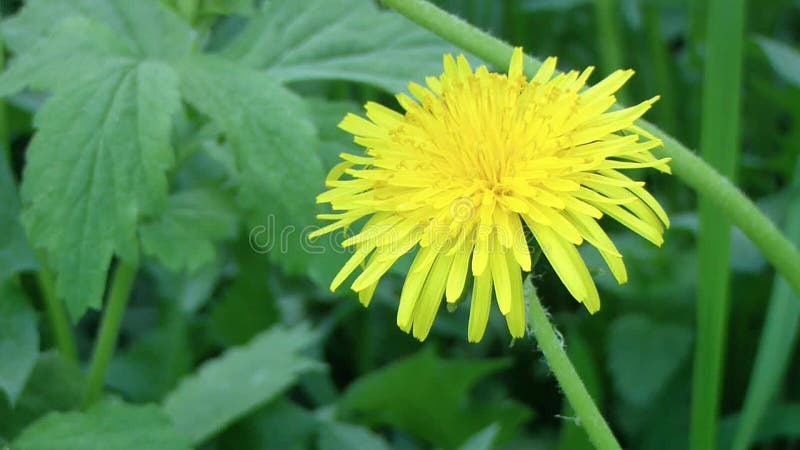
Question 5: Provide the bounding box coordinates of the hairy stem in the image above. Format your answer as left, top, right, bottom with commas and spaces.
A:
526, 281, 622, 450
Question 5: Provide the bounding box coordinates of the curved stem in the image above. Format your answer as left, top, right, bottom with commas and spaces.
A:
83, 260, 138, 408
380, 0, 800, 301
526, 281, 622, 450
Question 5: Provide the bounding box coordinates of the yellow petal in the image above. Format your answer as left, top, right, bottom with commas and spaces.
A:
504, 252, 526, 338
397, 247, 436, 331
468, 268, 493, 342
412, 254, 454, 340
490, 239, 513, 315
446, 242, 472, 302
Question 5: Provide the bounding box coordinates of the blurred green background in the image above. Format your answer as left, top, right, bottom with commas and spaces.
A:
0, 0, 798, 449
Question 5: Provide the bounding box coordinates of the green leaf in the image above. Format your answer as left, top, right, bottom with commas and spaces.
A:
223, 0, 453, 93
0, 153, 36, 281
178, 56, 324, 274
0, 281, 38, 405
209, 246, 280, 346
338, 349, 529, 449
199, 0, 256, 16
756, 36, 800, 88
0, 17, 134, 96
217, 399, 320, 449
607, 314, 693, 407
106, 326, 191, 403
318, 421, 391, 450
3, 0, 194, 59
304, 98, 360, 287
0, 352, 86, 440
140, 189, 238, 273
458, 424, 500, 450
0, 0, 193, 320
148, 258, 228, 314
18, 61, 181, 319
13, 401, 191, 450
162, 324, 322, 444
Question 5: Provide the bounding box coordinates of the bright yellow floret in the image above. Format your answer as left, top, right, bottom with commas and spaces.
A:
311, 47, 670, 342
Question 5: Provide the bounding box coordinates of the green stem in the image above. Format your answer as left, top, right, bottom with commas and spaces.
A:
593, 0, 630, 105
83, 260, 138, 408
379, 0, 800, 302
36, 252, 78, 362
526, 282, 622, 450
643, 6, 678, 135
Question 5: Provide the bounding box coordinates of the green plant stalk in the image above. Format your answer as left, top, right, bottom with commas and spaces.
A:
526, 282, 622, 450
379, 0, 800, 302
36, 258, 78, 362
83, 260, 138, 407
593, 0, 629, 105
732, 160, 800, 450
643, 6, 678, 135
692, 0, 746, 447
557, 326, 605, 450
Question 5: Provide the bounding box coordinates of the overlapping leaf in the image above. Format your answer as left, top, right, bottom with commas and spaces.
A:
338, 349, 530, 449
0, 352, 86, 440
178, 56, 324, 274
0, 281, 38, 405
140, 189, 238, 272
0, 154, 36, 280
17, 62, 181, 319
0, 0, 191, 319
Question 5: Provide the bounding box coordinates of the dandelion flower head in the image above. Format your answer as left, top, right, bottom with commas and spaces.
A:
310, 48, 670, 342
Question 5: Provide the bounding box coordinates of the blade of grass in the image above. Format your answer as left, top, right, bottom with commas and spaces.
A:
691, 0, 746, 448
643, 5, 678, 135
731, 159, 800, 450
593, 0, 630, 105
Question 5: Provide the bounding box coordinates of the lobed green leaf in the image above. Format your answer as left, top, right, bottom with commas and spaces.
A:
222, 0, 453, 93
162, 324, 322, 444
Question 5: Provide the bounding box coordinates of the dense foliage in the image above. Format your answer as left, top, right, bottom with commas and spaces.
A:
0, 0, 798, 449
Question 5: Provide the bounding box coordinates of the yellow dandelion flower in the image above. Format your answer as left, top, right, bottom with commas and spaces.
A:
310, 48, 670, 342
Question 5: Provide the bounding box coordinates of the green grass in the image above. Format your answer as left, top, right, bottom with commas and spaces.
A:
692, 0, 747, 448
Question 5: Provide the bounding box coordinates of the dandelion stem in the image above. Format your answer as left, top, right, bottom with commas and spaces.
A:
83, 260, 138, 408
380, 0, 800, 302
526, 281, 622, 450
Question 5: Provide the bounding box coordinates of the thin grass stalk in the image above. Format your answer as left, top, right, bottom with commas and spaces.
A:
691, 0, 746, 447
